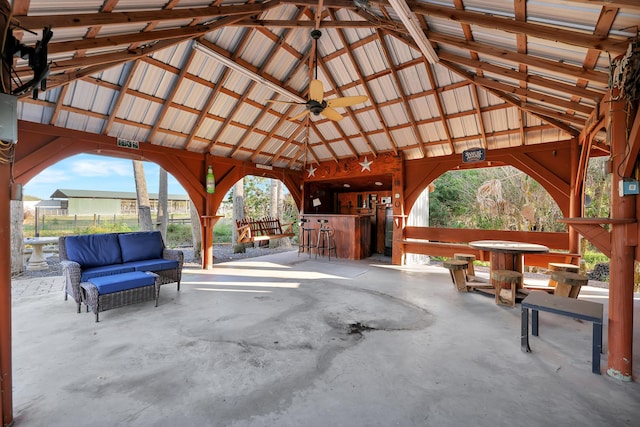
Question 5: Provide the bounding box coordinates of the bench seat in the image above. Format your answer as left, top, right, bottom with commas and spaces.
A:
521, 291, 603, 374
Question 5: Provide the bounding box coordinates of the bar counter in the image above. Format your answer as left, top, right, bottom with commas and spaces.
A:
302, 213, 371, 260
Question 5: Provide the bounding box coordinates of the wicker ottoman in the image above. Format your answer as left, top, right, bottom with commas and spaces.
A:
81, 271, 160, 322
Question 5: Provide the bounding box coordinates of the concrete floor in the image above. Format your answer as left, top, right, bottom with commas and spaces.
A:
10, 251, 640, 427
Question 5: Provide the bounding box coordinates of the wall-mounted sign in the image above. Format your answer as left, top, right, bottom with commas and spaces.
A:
462, 147, 485, 163
117, 138, 139, 149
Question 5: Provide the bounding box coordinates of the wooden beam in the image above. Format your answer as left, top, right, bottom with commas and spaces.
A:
427, 31, 610, 85
410, 0, 629, 54
15, 2, 280, 29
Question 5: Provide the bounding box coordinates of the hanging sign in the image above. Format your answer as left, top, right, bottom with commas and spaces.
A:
117, 138, 139, 149
462, 147, 485, 163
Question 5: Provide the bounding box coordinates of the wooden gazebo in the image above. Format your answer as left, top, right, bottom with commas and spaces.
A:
1, 1, 639, 424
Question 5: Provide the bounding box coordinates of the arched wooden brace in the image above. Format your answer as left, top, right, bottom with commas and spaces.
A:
403, 140, 582, 256
13, 122, 303, 270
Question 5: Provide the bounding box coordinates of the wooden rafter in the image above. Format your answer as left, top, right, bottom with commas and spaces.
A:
15, 2, 280, 29
410, 0, 628, 54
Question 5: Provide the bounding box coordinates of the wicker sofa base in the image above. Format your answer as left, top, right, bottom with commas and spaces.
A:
81, 274, 161, 322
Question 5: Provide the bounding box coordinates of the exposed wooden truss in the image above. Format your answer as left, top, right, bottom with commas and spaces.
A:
8, 0, 638, 168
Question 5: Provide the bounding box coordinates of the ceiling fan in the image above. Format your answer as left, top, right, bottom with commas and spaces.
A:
268, 30, 368, 122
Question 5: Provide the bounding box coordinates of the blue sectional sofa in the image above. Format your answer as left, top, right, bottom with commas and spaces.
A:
59, 231, 184, 313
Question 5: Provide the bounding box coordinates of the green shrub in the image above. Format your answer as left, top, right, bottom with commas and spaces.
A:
165, 224, 193, 247
213, 220, 233, 243
582, 251, 609, 271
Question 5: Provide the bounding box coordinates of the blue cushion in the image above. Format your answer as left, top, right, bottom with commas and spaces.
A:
118, 232, 164, 263
88, 271, 156, 294
123, 259, 179, 272
81, 264, 135, 282
65, 234, 122, 268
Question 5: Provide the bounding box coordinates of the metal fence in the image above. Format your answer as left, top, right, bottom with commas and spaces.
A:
23, 214, 192, 237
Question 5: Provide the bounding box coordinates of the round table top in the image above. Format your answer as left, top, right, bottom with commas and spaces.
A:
469, 240, 549, 254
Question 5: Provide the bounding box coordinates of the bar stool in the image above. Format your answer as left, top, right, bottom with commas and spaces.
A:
547, 262, 580, 288
315, 219, 337, 260
443, 259, 468, 292
298, 218, 315, 257
491, 270, 522, 307
454, 253, 476, 279
551, 271, 588, 298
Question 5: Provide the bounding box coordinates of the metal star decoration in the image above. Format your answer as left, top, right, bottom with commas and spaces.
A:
359, 156, 373, 172
307, 164, 317, 177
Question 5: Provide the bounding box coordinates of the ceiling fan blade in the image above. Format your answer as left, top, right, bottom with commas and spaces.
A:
326, 95, 368, 108
321, 107, 344, 122
288, 109, 311, 122
309, 79, 324, 103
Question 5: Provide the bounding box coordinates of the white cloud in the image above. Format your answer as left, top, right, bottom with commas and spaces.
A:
70, 158, 133, 177
27, 168, 73, 185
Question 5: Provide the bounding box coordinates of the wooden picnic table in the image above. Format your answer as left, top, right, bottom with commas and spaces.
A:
469, 240, 549, 290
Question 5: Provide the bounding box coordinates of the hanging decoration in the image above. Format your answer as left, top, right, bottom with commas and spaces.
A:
206, 165, 215, 194
359, 156, 373, 172
307, 164, 317, 177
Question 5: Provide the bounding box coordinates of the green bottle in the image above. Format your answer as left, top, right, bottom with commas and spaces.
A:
206, 166, 215, 194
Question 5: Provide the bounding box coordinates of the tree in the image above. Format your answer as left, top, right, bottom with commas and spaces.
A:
133, 160, 153, 231
157, 167, 168, 241
232, 178, 245, 245
429, 166, 565, 232
189, 200, 202, 263
269, 179, 290, 248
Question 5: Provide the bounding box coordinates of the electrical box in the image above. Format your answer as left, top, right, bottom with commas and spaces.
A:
0, 93, 18, 143
619, 179, 639, 196
380, 196, 391, 204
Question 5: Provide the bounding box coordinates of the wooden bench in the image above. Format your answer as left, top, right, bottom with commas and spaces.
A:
236, 217, 295, 244
521, 291, 603, 374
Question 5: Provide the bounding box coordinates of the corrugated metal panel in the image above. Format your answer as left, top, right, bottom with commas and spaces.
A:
120, 94, 161, 126
454, 137, 485, 154
354, 109, 381, 133
210, 145, 231, 157
448, 116, 480, 140
440, 88, 469, 116
409, 97, 435, 121
424, 144, 449, 158
390, 127, 418, 149
92, 22, 150, 38
527, 0, 602, 30
232, 101, 262, 128
398, 65, 433, 94
418, 121, 446, 144
155, 132, 187, 149
161, 108, 197, 134
66, 80, 110, 115
27, 0, 103, 14
368, 132, 394, 154
173, 80, 212, 110
208, 92, 240, 120
379, 104, 406, 128
363, 75, 387, 105
112, 0, 169, 12
195, 116, 222, 141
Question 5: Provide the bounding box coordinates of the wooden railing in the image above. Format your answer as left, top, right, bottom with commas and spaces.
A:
399, 227, 580, 268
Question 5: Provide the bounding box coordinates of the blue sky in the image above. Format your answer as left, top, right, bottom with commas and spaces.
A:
23, 153, 188, 200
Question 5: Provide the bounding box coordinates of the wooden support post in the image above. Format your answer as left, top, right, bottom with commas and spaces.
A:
607, 90, 635, 381
0, 1, 13, 424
